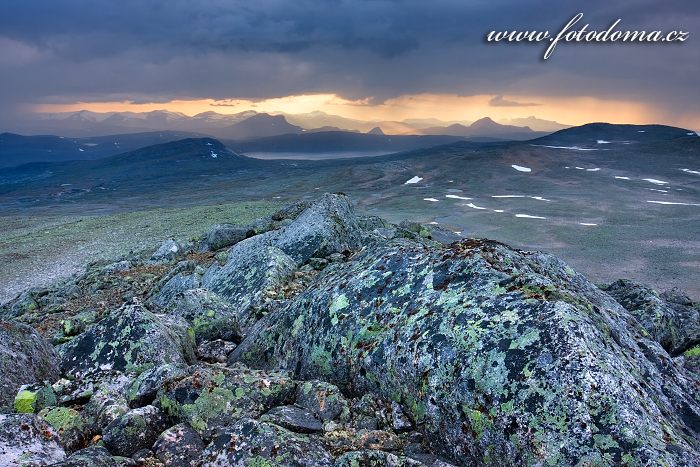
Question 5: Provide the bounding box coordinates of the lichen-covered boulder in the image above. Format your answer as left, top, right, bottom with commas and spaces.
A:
149, 239, 184, 263
261, 405, 324, 433
0, 413, 66, 465
335, 450, 425, 467
102, 405, 167, 457
80, 385, 130, 436
273, 193, 363, 264
59, 304, 196, 377
199, 224, 253, 252
132, 448, 158, 463
350, 394, 389, 430
149, 272, 201, 309
233, 238, 700, 466
271, 200, 311, 223
682, 346, 700, 377
200, 194, 366, 331
165, 289, 243, 344
51, 446, 119, 467
196, 339, 237, 363
0, 321, 60, 409
197, 417, 333, 466
157, 364, 295, 438
603, 279, 700, 354
37, 406, 87, 452
127, 363, 189, 408
152, 423, 205, 466
1, 290, 39, 319
202, 237, 297, 322
52, 369, 132, 410
295, 379, 349, 422
391, 401, 413, 433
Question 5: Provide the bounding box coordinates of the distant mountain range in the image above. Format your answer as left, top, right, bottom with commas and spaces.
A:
418, 117, 546, 140
0, 113, 557, 168
222, 114, 303, 139
500, 116, 570, 133
9, 109, 567, 139
3, 122, 695, 191
3, 121, 695, 170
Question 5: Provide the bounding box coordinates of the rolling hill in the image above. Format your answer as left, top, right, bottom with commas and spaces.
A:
0, 131, 205, 168
225, 131, 464, 155
532, 122, 696, 147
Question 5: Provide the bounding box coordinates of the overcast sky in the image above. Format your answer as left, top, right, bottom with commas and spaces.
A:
0, 0, 698, 128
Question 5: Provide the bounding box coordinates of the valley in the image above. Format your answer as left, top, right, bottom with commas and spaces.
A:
1, 123, 698, 302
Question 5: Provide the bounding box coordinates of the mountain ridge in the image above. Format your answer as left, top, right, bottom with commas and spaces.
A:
12, 109, 566, 139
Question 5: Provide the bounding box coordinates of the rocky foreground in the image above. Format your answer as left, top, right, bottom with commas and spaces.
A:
1, 193, 699, 466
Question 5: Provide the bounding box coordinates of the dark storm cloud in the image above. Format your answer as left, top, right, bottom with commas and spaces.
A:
0, 0, 698, 121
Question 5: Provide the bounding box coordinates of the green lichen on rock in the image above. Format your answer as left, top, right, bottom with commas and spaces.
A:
38, 405, 88, 451
164, 288, 243, 343
58, 303, 196, 377
198, 417, 333, 465
13, 383, 56, 414
102, 405, 167, 457
602, 279, 700, 355
39, 406, 84, 432
156, 364, 296, 438
233, 237, 700, 465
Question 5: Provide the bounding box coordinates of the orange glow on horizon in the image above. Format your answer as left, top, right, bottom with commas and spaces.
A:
32, 93, 700, 131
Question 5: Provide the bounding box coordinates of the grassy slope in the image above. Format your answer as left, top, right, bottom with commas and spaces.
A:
0, 200, 282, 303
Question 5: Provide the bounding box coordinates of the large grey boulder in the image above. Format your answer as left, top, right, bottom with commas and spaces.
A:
0, 321, 60, 409
603, 279, 700, 355
274, 192, 363, 264
59, 304, 196, 377
102, 405, 168, 457
232, 238, 700, 466
153, 423, 205, 467
197, 417, 333, 466
198, 224, 253, 252
127, 362, 189, 408
202, 237, 297, 323
149, 239, 184, 263
165, 288, 243, 343
149, 272, 201, 309
200, 194, 365, 327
